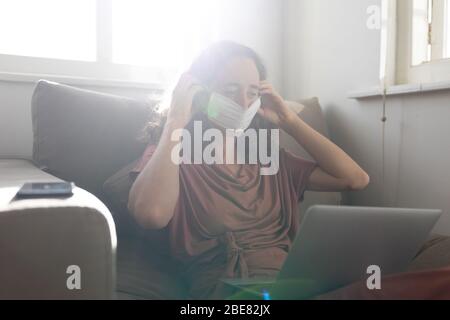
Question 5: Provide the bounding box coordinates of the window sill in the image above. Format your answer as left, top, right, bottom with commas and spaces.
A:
348, 80, 450, 99
0, 71, 167, 91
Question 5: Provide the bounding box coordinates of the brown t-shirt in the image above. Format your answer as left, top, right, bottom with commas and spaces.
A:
132, 143, 317, 299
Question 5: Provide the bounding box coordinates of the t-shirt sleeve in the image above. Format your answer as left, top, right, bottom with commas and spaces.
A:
282, 149, 318, 202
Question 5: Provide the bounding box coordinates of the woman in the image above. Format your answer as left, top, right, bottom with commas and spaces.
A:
128, 41, 370, 299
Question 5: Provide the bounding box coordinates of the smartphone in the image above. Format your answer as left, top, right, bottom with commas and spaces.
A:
16, 182, 74, 198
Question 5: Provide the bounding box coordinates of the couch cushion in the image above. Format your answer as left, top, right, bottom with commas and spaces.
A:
116, 237, 188, 299
281, 98, 342, 212
102, 159, 171, 255
102, 160, 143, 238
31, 80, 154, 197
408, 234, 450, 272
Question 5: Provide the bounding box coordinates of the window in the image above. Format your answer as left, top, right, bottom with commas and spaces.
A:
0, 0, 219, 85
394, 0, 450, 84
112, 0, 218, 69
410, 0, 450, 65
0, 0, 96, 61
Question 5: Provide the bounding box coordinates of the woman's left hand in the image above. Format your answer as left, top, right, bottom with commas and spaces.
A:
258, 81, 297, 129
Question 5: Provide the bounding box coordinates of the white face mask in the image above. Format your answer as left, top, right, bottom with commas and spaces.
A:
204, 92, 261, 133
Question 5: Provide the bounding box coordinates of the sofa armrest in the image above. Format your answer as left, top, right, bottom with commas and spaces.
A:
0, 159, 117, 299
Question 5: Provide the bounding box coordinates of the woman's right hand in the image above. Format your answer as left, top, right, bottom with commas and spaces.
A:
167, 73, 204, 128
129, 73, 203, 230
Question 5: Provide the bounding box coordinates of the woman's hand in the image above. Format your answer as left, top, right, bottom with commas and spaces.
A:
258, 80, 297, 130
129, 73, 203, 230
167, 73, 203, 128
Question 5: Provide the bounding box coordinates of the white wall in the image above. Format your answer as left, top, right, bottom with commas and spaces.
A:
283, 0, 450, 235
0, 0, 283, 159
216, 0, 283, 90
0, 81, 36, 159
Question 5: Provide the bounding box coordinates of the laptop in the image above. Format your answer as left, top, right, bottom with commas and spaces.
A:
221, 205, 443, 299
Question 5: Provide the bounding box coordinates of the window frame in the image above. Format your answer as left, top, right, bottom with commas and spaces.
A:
0, 0, 178, 86
395, 0, 450, 85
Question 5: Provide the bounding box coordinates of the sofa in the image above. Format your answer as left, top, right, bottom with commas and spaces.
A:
1, 80, 449, 299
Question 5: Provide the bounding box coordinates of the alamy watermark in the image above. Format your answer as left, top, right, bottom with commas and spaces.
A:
170, 121, 280, 176
366, 5, 382, 30
66, 265, 81, 290
366, 265, 382, 290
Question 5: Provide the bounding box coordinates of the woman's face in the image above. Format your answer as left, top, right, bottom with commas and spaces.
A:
211, 57, 261, 109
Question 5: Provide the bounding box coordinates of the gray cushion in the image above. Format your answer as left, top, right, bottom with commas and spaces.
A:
102, 159, 171, 255
31, 80, 154, 197
102, 160, 143, 237
282, 98, 342, 213
408, 234, 450, 272
116, 237, 188, 300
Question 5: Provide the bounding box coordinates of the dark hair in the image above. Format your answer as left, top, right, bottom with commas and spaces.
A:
140, 41, 270, 145
188, 40, 267, 87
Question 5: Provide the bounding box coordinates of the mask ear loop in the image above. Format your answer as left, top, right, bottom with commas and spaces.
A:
238, 98, 262, 134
